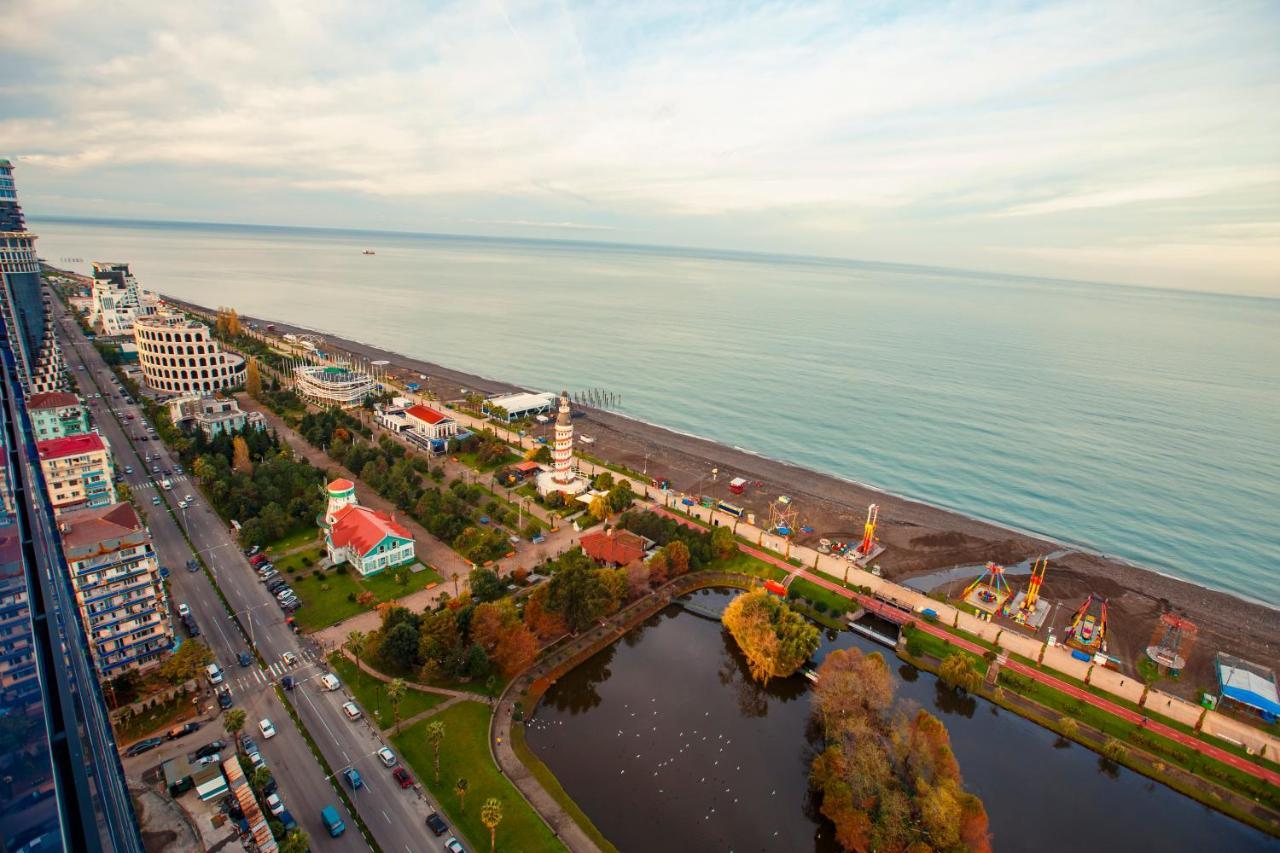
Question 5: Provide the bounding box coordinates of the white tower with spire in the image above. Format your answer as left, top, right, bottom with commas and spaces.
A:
537, 389, 588, 497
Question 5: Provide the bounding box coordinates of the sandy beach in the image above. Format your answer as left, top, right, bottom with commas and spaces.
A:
167, 297, 1279, 696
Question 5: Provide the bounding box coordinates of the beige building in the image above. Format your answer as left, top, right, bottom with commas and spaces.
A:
36, 431, 115, 514
59, 502, 172, 679
134, 313, 246, 394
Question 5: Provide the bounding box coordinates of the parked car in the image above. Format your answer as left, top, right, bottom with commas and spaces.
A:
239, 734, 256, 753
194, 752, 221, 768
377, 747, 396, 767
245, 546, 262, 557
249, 553, 267, 566
341, 701, 362, 721
124, 737, 164, 758
193, 740, 225, 759
258, 719, 276, 739
392, 767, 414, 788
444, 837, 465, 853
259, 570, 279, 584
266, 793, 285, 817
279, 809, 297, 832
176, 603, 190, 618
166, 722, 201, 740
266, 580, 287, 593
249, 750, 266, 771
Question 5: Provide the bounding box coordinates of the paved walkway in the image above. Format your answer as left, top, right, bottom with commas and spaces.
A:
650, 506, 1280, 790
334, 647, 488, 703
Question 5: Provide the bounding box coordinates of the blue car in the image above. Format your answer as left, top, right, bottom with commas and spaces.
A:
238, 652, 252, 667
343, 768, 362, 790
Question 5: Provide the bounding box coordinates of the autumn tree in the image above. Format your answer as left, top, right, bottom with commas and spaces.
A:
939, 653, 983, 694
811, 648, 893, 733
710, 525, 736, 560
246, 358, 263, 398
588, 494, 610, 522
481, 798, 503, 852
722, 590, 818, 685
664, 540, 691, 577
472, 601, 539, 677
546, 555, 613, 633
523, 584, 567, 639
624, 560, 651, 598
647, 549, 669, 586
232, 436, 253, 473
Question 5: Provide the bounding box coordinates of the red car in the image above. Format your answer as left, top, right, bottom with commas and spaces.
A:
392, 767, 414, 789
250, 554, 268, 567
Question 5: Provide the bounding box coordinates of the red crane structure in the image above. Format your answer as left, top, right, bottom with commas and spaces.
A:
857, 504, 879, 555
1145, 612, 1197, 675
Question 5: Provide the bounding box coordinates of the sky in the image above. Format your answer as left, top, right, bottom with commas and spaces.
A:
2, 1, 1278, 296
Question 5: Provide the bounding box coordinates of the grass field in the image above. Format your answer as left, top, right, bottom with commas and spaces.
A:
361, 562, 443, 600
273, 546, 324, 574
288, 572, 366, 631
788, 577, 858, 615
715, 551, 788, 582
267, 527, 321, 555
327, 653, 445, 729
392, 703, 563, 853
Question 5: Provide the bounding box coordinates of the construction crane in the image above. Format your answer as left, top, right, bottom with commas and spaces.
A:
856, 504, 879, 555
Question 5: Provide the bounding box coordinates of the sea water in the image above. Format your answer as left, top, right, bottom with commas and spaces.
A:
34, 217, 1280, 606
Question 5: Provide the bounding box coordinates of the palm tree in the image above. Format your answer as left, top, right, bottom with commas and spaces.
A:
481, 797, 503, 852
346, 630, 367, 687
426, 720, 446, 782
454, 777, 469, 812
280, 829, 310, 853
224, 708, 247, 748
251, 767, 273, 795
386, 678, 407, 734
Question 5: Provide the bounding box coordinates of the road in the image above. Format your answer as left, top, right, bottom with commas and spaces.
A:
55, 306, 474, 852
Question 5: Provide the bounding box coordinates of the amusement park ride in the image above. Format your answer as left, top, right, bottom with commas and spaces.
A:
1145, 612, 1198, 675
1005, 557, 1052, 628
1064, 593, 1109, 654
963, 561, 1014, 615
768, 496, 800, 558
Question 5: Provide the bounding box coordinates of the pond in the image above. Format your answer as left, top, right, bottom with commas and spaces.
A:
525, 588, 1276, 852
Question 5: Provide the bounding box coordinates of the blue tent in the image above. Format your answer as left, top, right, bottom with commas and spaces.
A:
1216, 654, 1280, 720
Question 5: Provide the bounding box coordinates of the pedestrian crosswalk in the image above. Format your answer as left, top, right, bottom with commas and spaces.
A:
222, 647, 323, 695
135, 474, 192, 490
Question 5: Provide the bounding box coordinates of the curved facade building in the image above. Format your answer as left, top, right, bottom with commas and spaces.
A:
133, 314, 246, 394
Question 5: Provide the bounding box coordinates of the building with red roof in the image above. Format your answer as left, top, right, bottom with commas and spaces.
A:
325, 502, 416, 577
28, 391, 89, 441
579, 528, 650, 567
404, 403, 458, 441
37, 432, 114, 513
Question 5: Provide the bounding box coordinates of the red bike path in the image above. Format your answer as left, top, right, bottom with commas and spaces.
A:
653, 505, 1280, 788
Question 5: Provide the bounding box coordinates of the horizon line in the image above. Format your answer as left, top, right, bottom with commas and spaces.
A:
30, 212, 1277, 305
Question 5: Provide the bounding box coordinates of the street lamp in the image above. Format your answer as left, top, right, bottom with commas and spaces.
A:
230, 601, 275, 650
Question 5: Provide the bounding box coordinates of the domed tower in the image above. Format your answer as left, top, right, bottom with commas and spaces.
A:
325, 478, 357, 527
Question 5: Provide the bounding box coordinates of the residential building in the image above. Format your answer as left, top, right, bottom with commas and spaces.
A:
28, 390, 90, 440
0, 300, 145, 851
134, 312, 246, 394
59, 502, 171, 679
0, 158, 65, 395
168, 394, 264, 438
89, 263, 143, 335
322, 478, 415, 576
37, 432, 115, 513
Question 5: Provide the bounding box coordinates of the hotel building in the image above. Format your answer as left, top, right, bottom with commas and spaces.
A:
134, 313, 246, 394
89, 262, 159, 335
59, 502, 171, 678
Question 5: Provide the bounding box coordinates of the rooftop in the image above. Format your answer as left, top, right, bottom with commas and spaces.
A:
330, 504, 413, 557
327, 478, 355, 493
580, 528, 647, 565
1216, 653, 1280, 715
59, 502, 144, 551
27, 391, 81, 411
405, 404, 451, 425
37, 432, 106, 460
486, 391, 556, 412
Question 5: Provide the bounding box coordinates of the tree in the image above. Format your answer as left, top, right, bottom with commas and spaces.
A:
383, 621, 421, 671
1102, 737, 1127, 762
481, 797, 504, 852
721, 590, 818, 685
547, 558, 613, 634
588, 494, 610, 522
606, 480, 635, 513
116, 481, 133, 503
454, 777, 469, 812
232, 436, 253, 473
624, 560, 651, 598
246, 358, 263, 398
812, 648, 893, 733
224, 709, 247, 746
592, 471, 614, 491
647, 549, 669, 586
1059, 718, 1079, 740
386, 678, 407, 733
280, 830, 310, 853
523, 584, 567, 639
251, 767, 273, 794
938, 653, 983, 694
161, 639, 214, 684
426, 720, 446, 781
493, 623, 538, 677
469, 567, 504, 603
710, 525, 736, 560
664, 540, 691, 576
346, 631, 367, 687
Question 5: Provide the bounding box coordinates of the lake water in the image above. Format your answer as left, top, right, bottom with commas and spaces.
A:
524, 589, 1277, 852
32, 217, 1280, 606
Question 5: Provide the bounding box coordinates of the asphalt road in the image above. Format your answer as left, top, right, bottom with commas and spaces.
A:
55, 306, 472, 853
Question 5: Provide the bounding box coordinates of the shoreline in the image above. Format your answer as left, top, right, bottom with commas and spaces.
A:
163, 295, 1280, 691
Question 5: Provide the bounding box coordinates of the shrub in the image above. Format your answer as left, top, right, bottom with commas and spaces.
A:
814, 600, 828, 614
347, 592, 357, 603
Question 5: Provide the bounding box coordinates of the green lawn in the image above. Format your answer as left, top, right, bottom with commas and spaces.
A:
274, 546, 325, 574
391, 703, 563, 853
327, 653, 446, 729
267, 527, 321, 555
361, 562, 443, 601
456, 449, 520, 472
714, 551, 788, 582
788, 577, 858, 615
288, 572, 367, 631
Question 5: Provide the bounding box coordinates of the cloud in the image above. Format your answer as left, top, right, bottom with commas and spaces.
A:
2, 0, 1278, 294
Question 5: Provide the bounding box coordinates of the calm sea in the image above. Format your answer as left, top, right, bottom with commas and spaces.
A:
34, 217, 1280, 606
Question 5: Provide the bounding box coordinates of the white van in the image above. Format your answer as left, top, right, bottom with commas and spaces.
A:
320, 673, 341, 692
161, 479, 172, 490
206, 663, 224, 685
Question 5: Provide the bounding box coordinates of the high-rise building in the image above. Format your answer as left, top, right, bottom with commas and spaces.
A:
89, 262, 143, 335
0, 158, 65, 395
59, 502, 172, 679
0, 294, 143, 850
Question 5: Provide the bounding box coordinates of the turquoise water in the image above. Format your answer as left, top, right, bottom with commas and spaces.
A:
34, 217, 1280, 606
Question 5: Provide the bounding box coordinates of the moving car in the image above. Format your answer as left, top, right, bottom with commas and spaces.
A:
425, 813, 448, 836
124, 737, 164, 758
193, 740, 225, 759
341, 701, 362, 721
281, 651, 298, 666
176, 603, 190, 618
320, 673, 341, 692
205, 664, 223, 685
343, 768, 362, 790
320, 805, 345, 837
258, 719, 276, 739
377, 747, 396, 767
238, 651, 252, 667
218, 690, 233, 710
